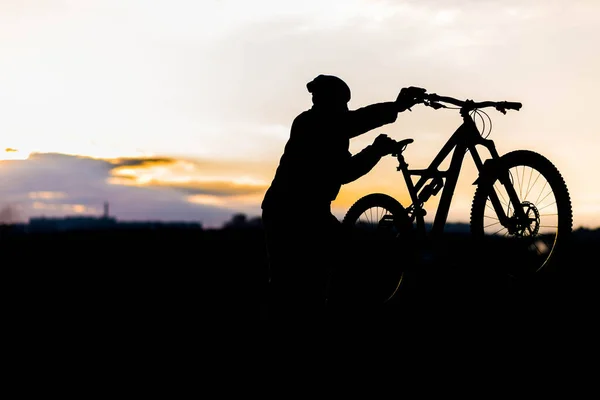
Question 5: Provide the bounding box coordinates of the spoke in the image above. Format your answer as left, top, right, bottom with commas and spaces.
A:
524, 169, 542, 200
536, 190, 554, 207
360, 211, 369, 224
493, 183, 509, 206
539, 224, 559, 229
488, 224, 507, 235
483, 217, 506, 235
520, 166, 526, 199
483, 218, 502, 226
487, 187, 512, 220
534, 181, 549, 205
513, 167, 522, 199
484, 219, 504, 230
537, 202, 557, 212
526, 224, 534, 236
525, 167, 534, 200
484, 215, 501, 223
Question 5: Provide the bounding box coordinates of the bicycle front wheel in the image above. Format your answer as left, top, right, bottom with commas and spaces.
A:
470, 150, 573, 279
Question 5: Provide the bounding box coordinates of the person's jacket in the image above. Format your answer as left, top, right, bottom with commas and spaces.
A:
261, 101, 399, 213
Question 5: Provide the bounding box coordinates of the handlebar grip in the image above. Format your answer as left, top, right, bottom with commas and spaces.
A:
502, 101, 522, 111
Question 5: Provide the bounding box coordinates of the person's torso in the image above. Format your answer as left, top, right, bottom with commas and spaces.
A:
262, 109, 352, 211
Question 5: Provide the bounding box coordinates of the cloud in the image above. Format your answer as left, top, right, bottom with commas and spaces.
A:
107, 155, 268, 195
0, 152, 264, 228
143, 180, 267, 197
108, 157, 174, 168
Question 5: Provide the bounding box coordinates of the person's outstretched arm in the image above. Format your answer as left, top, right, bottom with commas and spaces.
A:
341, 134, 396, 184
345, 102, 399, 139
345, 86, 427, 139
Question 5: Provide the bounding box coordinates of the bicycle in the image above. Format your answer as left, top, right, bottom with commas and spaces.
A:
341, 92, 573, 302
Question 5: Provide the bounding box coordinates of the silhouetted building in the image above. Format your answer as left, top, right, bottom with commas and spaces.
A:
28, 215, 118, 233
223, 213, 262, 229
25, 216, 204, 233
114, 221, 202, 230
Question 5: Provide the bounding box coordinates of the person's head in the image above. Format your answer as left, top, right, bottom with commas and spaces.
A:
306, 74, 351, 111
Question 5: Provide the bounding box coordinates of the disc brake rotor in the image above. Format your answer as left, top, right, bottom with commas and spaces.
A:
508, 201, 540, 237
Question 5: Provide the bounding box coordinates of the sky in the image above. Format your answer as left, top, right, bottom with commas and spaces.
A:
1, 0, 599, 229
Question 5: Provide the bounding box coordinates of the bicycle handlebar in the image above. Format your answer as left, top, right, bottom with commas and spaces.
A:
424, 93, 522, 113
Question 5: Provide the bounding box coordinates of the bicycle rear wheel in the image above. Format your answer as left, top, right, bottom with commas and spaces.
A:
340, 193, 416, 304
470, 150, 573, 279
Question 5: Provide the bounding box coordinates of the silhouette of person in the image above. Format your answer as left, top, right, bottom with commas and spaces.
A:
261, 74, 426, 321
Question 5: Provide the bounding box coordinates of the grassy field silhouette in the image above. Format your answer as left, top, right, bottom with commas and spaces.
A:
3, 224, 598, 326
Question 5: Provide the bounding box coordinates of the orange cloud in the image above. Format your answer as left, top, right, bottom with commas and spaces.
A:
147, 180, 267, 196
108, 156, 268, 197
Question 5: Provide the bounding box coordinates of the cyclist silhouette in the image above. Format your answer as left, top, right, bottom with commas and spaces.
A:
261, 74, 426, 321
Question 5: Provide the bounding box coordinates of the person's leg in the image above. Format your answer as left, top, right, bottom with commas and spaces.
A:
313, 212, 348, 318
325, 212, 380, 319
263, 209, 338, 322
263, 212, 327, 321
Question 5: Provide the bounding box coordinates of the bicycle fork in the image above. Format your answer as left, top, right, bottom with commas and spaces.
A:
473, 141, 529, 235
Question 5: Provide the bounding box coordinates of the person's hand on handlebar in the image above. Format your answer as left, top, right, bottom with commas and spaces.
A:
396, 86, 427, 112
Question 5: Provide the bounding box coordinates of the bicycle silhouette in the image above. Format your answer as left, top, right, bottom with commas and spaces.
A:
342, 92, 573, 302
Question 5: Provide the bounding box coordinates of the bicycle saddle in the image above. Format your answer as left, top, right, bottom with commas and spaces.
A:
394, 138, 413, 151
396, 138, 414, 147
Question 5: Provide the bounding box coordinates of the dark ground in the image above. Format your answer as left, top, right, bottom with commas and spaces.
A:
3, 225, 599, 332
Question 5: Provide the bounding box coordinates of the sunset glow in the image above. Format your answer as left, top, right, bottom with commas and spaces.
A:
1, 0, 599, 229
0, 148, 31, 161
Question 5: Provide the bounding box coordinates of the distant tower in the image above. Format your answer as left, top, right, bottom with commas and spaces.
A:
103, 201, 109, 219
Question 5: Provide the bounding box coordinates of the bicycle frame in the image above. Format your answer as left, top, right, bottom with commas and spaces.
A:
397, 107, 526, 239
